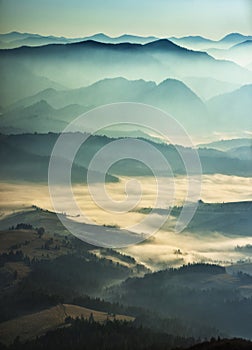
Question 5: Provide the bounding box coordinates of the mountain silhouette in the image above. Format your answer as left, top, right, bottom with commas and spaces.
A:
1, 38, 251, 92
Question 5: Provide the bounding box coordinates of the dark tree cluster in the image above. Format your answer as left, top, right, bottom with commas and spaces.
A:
0, 250, 30, 267
1, 318, 196, 350
14, 223, 33, 230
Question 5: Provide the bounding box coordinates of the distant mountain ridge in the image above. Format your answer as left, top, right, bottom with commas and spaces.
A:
206, 84, 252, 131
198, 138, 252, 151
1, 31, 251, 49
1, 35, 251, 93
0, 31, 158, 49
170, 32, 252, 50
0, 77, 208, 134
206, 39, 252, 66
0, 32, 251, 140
2, 77, 251, 136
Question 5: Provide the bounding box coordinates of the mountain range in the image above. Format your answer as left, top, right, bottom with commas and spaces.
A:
170, 33, 252, 50
0, 25, 252, 350
1, 38, 251, 94
0, 31, 251, 160
1, 77, 251, 137
1, 31, 251, 50
2, 77, 207, 133
207, 40, 252, 66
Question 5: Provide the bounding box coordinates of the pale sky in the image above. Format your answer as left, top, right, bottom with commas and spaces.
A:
0, 0, 252, 39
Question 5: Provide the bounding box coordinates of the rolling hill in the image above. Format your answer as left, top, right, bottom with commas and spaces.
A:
109, 263, 252, 338
0, 303, 134, 345
172, 201, 252, 236
139, 201, 252, 236
0, 100, 88, 133
0, 135, 118, 183
1, 133, 252, 178
198, 138, 252, 151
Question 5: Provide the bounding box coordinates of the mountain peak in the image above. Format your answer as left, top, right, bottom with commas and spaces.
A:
26, 99, 54, 112
88, 33, 112, 40
220, 32, 250, 42
144, 38, 185, 51
157, 78, 200, 98
158, 78, 185, 87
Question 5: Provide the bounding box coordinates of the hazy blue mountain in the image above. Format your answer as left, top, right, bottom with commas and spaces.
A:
85, 33, 115, 42
182, 77, 240, 100
228, 40, 252, 65
1, 39, 251, 93
4, 77, 251, 136
198, 139, 252, 162
0, 31, 32, 42
0, 31, 81, 49
2, 77, 209, 134
219, 33, 252, 46
140, 78, 208, 131
95, 128, 164, 143
0, 31, 158, 49
169, 35, 216, 50
227, 145, 252, 161
0, 36, 71, 49
231, 39, 252, 49
198, 138, 252, 151
207, 39, 252, 66
87, 33, 158, 44
206, 85, 252, 131
1, 31, 251, 53
9, 78, 156, 109
0, 100, 76, 133
0, 59, 63, 106
1, 99, 88, 133
169, 33, 252, 51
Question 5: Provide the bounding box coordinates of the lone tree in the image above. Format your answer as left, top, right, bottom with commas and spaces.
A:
88, 312, 94, 324
37, 227, 45, 238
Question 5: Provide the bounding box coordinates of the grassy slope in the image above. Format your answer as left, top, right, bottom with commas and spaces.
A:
0, 304, 134, 345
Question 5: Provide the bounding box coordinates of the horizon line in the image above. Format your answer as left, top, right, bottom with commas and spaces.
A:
0, 30, 252, 42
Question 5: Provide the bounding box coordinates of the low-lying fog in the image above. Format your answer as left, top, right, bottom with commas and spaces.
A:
0, 174, 251, 270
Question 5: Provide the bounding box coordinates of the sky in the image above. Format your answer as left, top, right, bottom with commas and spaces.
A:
0, 0, 251, 39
